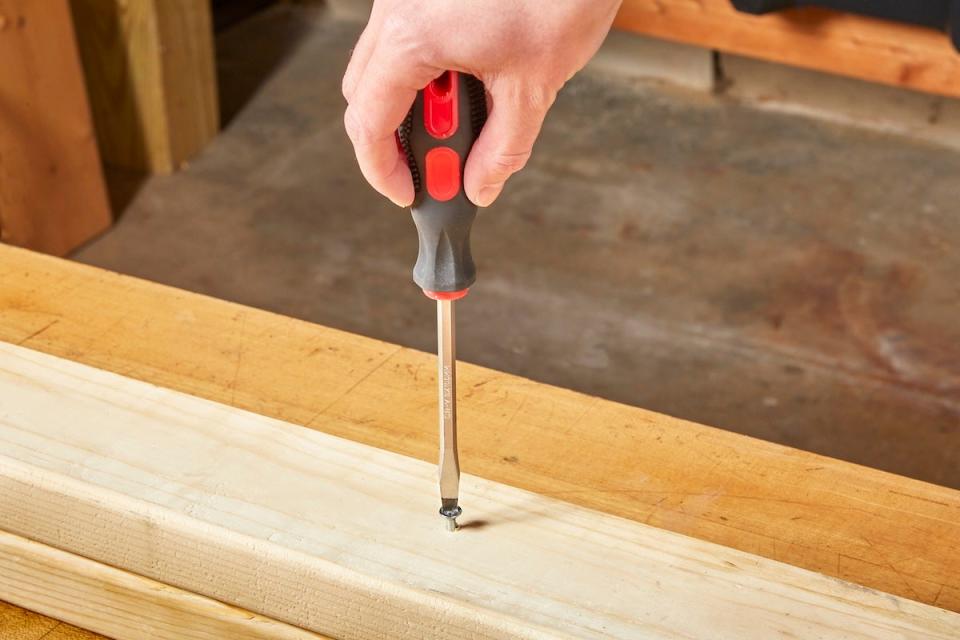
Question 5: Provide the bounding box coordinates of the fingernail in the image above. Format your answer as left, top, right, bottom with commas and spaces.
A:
390, 197, 413, 208
476, 185, 502, 208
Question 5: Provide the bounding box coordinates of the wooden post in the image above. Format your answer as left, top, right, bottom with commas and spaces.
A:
0, 0, 112, 255
70, 0, 219, 174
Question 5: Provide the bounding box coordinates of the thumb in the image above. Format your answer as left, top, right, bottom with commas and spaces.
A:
464, 83, 555, 208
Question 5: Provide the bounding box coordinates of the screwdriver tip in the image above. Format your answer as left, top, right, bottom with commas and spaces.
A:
440, 505, 462, 533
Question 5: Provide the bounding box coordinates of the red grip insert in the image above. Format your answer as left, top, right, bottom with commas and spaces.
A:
425, 147, 461, 202
424, 71, 459, 139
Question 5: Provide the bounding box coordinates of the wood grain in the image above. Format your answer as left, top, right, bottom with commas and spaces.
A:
0, 600, 102, 640
0, 531, 327, 640
0, 0, 112, 254
0, 342, 956, 639
70, 0, 219, 173
615, 0, 960, 97
0, 245, 958, 616
0, 600, 65, 640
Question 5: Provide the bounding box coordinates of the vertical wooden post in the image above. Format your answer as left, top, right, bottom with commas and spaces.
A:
70, 0, 219, 174
0, 0, 112, 255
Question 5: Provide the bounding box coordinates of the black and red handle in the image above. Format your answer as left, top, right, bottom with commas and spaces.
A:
398, 71, 487, 300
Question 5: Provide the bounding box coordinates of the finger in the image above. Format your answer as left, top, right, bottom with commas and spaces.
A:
463, 83, 555, 207
342, 18, 379, 102
344, 44, 439, 207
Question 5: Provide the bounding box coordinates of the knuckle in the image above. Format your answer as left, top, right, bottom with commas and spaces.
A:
379, 12, 407, 40
380, 14, 419, 55
491, 149, 532, 176
380, 14, 439, 75
343, 107, 375, 147
525, 84, 558, 113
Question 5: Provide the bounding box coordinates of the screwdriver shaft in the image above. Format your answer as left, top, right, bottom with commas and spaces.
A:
437, 299, 461, 529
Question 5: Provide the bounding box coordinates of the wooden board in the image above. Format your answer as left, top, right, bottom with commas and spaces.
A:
0, 531, 327, 640
0, 0, 112, 254
615, 0, 960, 98
70, 0, 219, 173
0, 342, 956, 639
0, 245, 958, 617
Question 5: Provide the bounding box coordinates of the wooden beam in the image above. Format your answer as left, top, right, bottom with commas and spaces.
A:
0, 0, 112, 254
615, 0, 960, 98
0, 531, 327, 640
0, 245, 958, 616
0, 342, 956, 639
70, 0, 219, 174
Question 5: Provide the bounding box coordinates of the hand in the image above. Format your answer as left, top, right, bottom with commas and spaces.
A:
342, 0, 622, 207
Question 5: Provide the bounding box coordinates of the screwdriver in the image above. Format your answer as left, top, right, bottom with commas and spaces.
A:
398, 71, 487, 532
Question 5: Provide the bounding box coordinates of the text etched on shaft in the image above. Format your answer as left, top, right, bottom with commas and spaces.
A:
442, 364, 455, 420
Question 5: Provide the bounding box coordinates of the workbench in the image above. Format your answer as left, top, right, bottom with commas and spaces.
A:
0, 244, 957, 639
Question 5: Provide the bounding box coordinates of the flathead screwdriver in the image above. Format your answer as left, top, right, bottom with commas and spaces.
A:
398, 70, 487, 531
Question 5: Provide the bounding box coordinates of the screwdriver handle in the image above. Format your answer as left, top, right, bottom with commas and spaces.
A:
399, 71, 487, 299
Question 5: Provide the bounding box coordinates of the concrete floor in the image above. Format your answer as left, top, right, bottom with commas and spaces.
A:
77, 4, 960, 488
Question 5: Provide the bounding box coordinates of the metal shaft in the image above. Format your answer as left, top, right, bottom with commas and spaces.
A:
437, 299, 461, 531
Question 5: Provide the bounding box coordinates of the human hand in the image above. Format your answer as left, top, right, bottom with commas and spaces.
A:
342, 0, 622, 207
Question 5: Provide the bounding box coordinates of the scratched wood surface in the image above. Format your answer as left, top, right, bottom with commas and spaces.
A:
0, 341, 956, 638
616, 0, 960, 97
0, 245, 958, 636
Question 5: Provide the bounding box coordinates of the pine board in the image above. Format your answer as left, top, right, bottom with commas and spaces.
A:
0, 530, 327, 640
0, 342, 956, 639
0, 245, 958, 615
